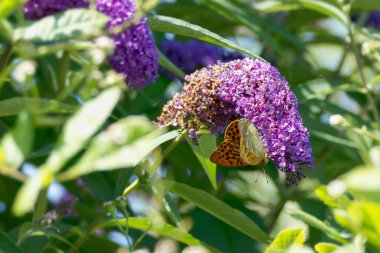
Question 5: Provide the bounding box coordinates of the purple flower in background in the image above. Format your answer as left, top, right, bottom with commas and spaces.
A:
160, 39, 243, 78
158, 58, 313, 182
24, 0, 89, 20
24, 0, 159, 88
365, 11, 380, 28
42, 193, 77, 225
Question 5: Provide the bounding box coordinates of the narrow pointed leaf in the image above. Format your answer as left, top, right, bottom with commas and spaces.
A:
162, 180, 270, 243
148, 15, 266, 62
185, 133, 218, 189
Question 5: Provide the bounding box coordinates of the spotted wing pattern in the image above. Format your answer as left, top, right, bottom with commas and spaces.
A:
224, 119, 241, 142
210, 141, 248, 167
210, 118, 267, 167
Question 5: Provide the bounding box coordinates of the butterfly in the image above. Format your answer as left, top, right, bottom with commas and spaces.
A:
210, 118, 268, 167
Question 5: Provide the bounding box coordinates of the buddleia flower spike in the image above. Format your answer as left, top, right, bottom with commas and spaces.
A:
24, 0, 159, 89
157, 58, 314, 184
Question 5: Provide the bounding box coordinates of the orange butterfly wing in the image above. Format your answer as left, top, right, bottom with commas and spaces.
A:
224, 119, 241, 142
210, 119, 248, 167
210, 141, 248, 167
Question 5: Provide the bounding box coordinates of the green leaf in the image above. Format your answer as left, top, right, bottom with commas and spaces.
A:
43, 86, 121, 174
14, 9, 108, 42
331, 236, 365, 253
185, 132, 218, 190
314, 242, 339, 253
314, 186, 351, 209
162, 180, 270, 244
255, 0, 348, 26
199, 0, 303, 53
294, 79, 362, 103
310, 130, 356, 149
0, 229, 23, 253
342, 166, 380, 203
12, 170, 52, 217
0, 19, 13, 42
0, 0, 23, 20
99, 217, 220, 252
58, 119, 177, 180
265, 228, 304, 253
288, 209, 346, 243
0, 97, 76, 117
0, 112, 33, 169
148, 15, 266, 62
91, 129, 176, 171
345, 202, 380, 249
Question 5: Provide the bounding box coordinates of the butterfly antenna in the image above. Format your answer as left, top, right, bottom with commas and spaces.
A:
263, 167, 269, 184
255, 171, 260, 183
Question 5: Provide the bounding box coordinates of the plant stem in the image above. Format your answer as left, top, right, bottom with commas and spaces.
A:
67, 209, 107, 253
58, 50, 70, 92
347, 23, 380, 126
0, 166, 27, 182
161, 130, 187, 160
122, 178, 140, 196
0, 44, 12, 74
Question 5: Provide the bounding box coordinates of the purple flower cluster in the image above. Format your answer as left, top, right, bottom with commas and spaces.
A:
161, 39, 243, 78
97, 0, 158, 88
24, 0, 159, 88
158, 58, 313, 180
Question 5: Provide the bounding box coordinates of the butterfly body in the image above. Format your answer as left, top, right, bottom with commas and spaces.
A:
210, 119, 267, 167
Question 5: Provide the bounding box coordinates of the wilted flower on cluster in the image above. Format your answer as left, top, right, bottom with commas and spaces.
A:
161, 39, 243, 78
158, 58, 313, 182
24, 0, 159, 88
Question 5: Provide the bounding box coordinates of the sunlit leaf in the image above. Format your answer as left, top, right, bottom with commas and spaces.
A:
314, 242, 339, 253
0, 0, 23, 20
314, 186, 351, 209
14, 9, 108, 42
162, 180, 271, 244
91, 129, 176, 171
343, 166, 380, 203
343, 202, 380, 248
0, 111, 33, 169
0, 97, 76, 117
12, 170, 52, 217
57, 118, 177, 180
265, 228, 304, 253
43, 86, 121, 174
288, 209, 346, 243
